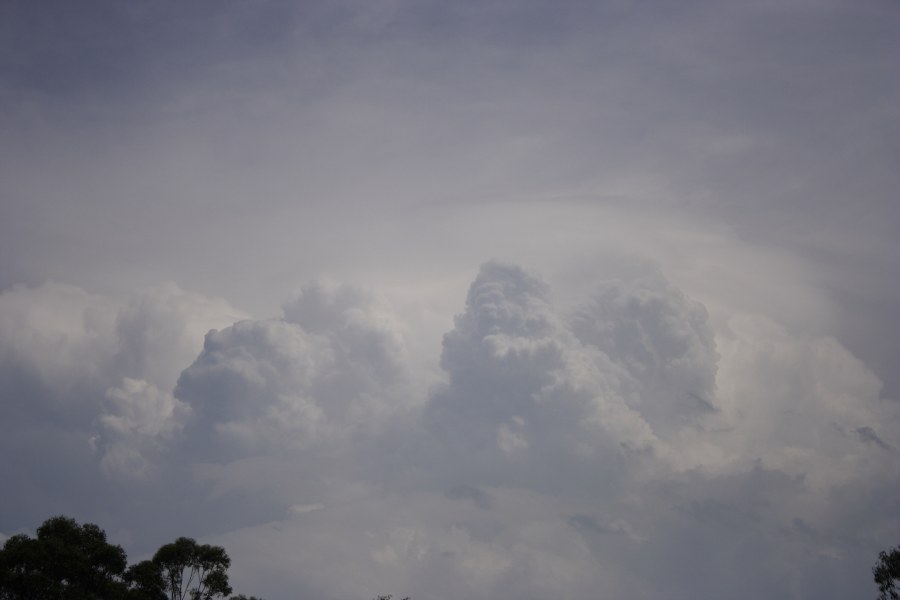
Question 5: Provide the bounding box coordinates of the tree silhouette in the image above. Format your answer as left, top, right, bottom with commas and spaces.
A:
124, 559, 167, 600
0, 516, 255, 600
0, 515, 128, 599
152, 537, 232, 600
875, 545, 900, 600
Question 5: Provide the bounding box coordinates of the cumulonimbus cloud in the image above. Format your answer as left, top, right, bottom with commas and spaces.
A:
0, 261, 897, 599
174, 282, 414, 460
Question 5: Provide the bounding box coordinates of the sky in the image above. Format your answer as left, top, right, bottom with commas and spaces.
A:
1, 0, 899, 598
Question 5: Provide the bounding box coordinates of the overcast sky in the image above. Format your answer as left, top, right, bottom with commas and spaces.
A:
1, 1, 899, 599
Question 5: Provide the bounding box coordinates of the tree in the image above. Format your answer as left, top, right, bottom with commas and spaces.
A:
0, 515, 128, 599
152, 537, 232, 600
875, 545, 900, 600
0, 516, 258, 600
0, 533, 45, 600
124, 560, 167, 600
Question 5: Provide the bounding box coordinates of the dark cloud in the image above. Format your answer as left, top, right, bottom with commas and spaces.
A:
855, 426, 892, 451
445, 485, 494, 510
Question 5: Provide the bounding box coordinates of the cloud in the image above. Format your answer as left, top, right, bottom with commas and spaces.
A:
0, 280, 247, 524
0, 1, 898, 597
570, 270, 719, 437
855, 426, 892, 451
713, 313, 897, 488
288, 503, 325, 516
424, 261, 726, 489
112, 282, 248, 392
97, 378, 189, 481
1, 261, 899, 598
0, 282, 118, 421
444, 485, 494, 510
175, 282, 413, 460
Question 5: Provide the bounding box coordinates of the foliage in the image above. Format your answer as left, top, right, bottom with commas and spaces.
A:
0, 515, 128, 599
152, 537, 232, 600
0, 515, 425, 600
875, 546, 900, 600
124, 559, 167, 600
0, 516, 249, 600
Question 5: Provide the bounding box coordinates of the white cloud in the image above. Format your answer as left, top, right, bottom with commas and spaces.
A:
112, 282, 248, 391
1, 262, 898, 599
497, 416, 528, 456
288, 503, 325, 516
175, 282, 414, 459
711, 313, 897, 488
425, 261, 721, 477
571, 270, 719, 437
102, 378, 189, 439
97, 378, 190, 481
0, 282, 119, 415
0, 281, 246, 491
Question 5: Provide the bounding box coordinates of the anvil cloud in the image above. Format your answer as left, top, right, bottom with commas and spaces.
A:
1, 1, 898, 599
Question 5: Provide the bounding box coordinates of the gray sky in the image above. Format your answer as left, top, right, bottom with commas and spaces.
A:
1, 1, 899, 599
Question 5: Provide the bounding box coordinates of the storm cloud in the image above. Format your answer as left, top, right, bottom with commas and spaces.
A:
1, 1, 899, 599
